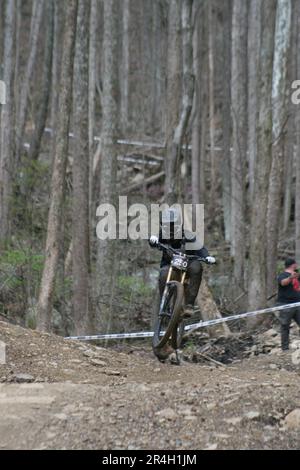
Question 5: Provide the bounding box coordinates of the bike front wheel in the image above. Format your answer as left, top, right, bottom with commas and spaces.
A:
152, 281, 184, 353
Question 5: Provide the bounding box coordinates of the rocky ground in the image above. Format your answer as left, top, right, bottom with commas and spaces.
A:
0, 319, 300, 450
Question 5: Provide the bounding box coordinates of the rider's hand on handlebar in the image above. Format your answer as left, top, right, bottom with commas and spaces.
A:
149, 235, 159, 247
205, 256, 216, 264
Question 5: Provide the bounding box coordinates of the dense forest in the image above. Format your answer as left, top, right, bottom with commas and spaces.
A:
0, 0, 299, 337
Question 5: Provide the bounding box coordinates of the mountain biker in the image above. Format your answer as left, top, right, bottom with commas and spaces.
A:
149, 208, 216, 318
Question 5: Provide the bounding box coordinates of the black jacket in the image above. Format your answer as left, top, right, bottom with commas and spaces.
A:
153, 229, 209, 267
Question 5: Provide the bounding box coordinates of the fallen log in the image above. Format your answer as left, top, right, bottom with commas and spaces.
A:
124, 171, 165, 193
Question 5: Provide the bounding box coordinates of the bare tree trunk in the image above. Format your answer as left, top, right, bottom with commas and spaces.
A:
95, 0, 119, 331
141, 0, 153, 136
88, 0, 99, 250
0, 1, 4, 61
191, 2, 208, 205
72, 0, 91, 335
0, 0, 16, 245
151, 0, 164, 135
37, 0, 78, 332
247, 0, 261, 199
128, 0, 142, 134
121, 0, 129, 134
29, 0, 54, 163
283, 1, 297, 233
191, 12, 201, 205
208, 0, 217, 214
199, 82, 208, 203
296, 137, 300, 259
165, 0, 182, 204
221, 0, 232, 242
89, 0, 98, 155
15, 0, 44, 164
13, 0, 21, 121
248, 0, 276, 311
165, 0, 194, 205
295, 1, 300, 260
230, 0, 248, 285
50, 0, 63, 142
282, 117, 294, 232
267, 0, 291, 295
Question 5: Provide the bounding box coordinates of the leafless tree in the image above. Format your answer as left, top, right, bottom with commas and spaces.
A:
230, 0, 248, 285
0, 0, 16, 245
191, 2, 207, 206
165, 0, 194, 205
247, 0, 261, 199
221, 0, 232, 242
208, 0, 217, 215
72, 0, 92, 335
295, 0, 300, 260
248, 0, 277, 311
267, 0, 291, 294
15, 0, 44, 165
29, 0, 54, 164
37, 0, 78, 332
95, 0, 119, 331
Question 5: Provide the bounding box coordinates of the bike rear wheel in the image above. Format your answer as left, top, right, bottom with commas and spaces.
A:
152, 281, 184, 353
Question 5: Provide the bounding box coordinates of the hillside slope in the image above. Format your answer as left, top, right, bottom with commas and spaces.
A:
0, 320, 300, 450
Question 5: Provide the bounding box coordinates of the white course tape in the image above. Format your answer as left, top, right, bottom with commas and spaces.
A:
65, 301, 300, 341
184, 301, 300, 332
65, 331, 155, 341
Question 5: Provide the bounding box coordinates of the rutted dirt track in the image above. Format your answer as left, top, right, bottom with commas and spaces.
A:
0, 320, 300, 450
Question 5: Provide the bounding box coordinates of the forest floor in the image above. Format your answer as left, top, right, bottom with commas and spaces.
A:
0, 320, 300, 450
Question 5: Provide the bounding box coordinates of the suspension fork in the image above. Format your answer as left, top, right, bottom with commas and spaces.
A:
159, 268, 186, 314
159, 267, 173, 314
166, 266, 173, 284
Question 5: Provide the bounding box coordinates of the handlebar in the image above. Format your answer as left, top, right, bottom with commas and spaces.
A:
156, 242, 211, 264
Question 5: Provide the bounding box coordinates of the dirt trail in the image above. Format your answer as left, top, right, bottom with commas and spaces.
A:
1, 320, 300, 450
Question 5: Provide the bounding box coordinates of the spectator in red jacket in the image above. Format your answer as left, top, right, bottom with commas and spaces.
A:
277, 258, 300, 351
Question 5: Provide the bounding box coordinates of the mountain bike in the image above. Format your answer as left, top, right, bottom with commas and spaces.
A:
152, 242, 211, 363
